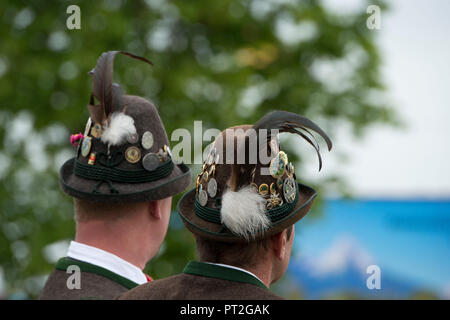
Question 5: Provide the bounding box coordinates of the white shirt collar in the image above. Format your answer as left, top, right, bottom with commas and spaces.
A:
67, 241, 147, 285
205, 262, 265, 285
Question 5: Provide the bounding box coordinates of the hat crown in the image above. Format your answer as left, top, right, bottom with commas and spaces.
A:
78, 95, 171, 172
78, 51, 172, 172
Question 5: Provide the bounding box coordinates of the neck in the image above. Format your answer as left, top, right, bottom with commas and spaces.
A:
243, 264, 273, 288
75, 219, 155, 270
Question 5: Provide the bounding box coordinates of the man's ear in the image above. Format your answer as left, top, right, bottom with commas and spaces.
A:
271, 229, 287, 261
148, 200, 162, 220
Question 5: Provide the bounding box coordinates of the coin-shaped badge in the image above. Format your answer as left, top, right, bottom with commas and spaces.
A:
141, 131, 154, 150
81, 137, 92, 157
127, 132, 139, 144
90, 123, 102, 139
198, 187, 208, 206
283, 177, 296, 203
125, 146, 141, 164
207, 178, 217, 198
142, 153, 160, 171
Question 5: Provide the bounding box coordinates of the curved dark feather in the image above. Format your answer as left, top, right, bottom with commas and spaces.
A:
119, 51, 153, 66
252, 110, 332, 171
88, 51, 153, 123
111, 83, 123, 114
90, 51, 117, 118
87, 94, 104, 124
253, 110, 332, 151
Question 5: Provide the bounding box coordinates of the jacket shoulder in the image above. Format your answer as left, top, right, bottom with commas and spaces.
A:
119, 273, 284, 300
40, 268, 130, 300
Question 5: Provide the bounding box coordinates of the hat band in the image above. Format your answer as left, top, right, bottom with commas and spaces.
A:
74, 158, 174, 184
194, 185, 299, 225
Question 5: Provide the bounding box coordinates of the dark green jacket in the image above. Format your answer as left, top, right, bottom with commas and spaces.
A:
40, 257, 139, 300
119, 261, 283, 300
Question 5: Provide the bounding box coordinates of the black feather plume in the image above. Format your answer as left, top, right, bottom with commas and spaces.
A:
253, 110, 333, 171
87, 51, 153, 124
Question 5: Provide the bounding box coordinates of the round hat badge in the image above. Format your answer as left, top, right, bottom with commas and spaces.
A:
207, 178, 217, 197
125, 146, 141, 164
198, 185, 208, 206
142, 153, 160, 171
141, 131, 154, 150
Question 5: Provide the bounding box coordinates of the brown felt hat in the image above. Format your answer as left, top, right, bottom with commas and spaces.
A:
177, 111, 332, 242
59, 51, 190, 203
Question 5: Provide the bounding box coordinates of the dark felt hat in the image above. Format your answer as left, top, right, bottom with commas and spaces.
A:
177, 112, 332, 242
60, 51, 190, 203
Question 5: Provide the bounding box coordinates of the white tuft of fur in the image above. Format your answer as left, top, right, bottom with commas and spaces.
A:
221, 185, 271, 240
101, 112, 136, 146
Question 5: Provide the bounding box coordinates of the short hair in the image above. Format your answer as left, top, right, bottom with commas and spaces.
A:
73, 198, 146, 223
194, 225, 293, 269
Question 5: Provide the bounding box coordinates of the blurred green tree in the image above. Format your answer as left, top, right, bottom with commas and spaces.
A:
0, 0, 393, 298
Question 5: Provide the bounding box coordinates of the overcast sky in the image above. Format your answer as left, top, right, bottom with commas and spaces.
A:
313, 0, 450, 198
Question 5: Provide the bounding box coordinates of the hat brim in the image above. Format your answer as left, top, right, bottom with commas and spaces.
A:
60, 158, 191, 203
177, 182, 317, 242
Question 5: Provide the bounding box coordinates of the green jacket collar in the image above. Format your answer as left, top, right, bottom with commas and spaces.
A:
55, 257, 139, 290
183, 261, 268, 290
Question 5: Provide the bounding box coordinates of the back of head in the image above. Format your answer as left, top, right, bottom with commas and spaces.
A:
73, 198, 146, 224
194, 225, 294, 270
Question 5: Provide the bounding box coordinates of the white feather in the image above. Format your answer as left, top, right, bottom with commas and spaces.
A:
221, 185, 270, 240
101, 112, 136, 146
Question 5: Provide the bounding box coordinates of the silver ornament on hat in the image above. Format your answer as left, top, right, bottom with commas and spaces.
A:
283, 176, 296, 203
164, 145, 172, 158
198, 185, 208, 206
266, 192, 283, 210
207, 178, 217, 198
142, 153, 160, 171
84, 117, 92, 137
141, 131, 154, 150
81, 137, 92, 157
